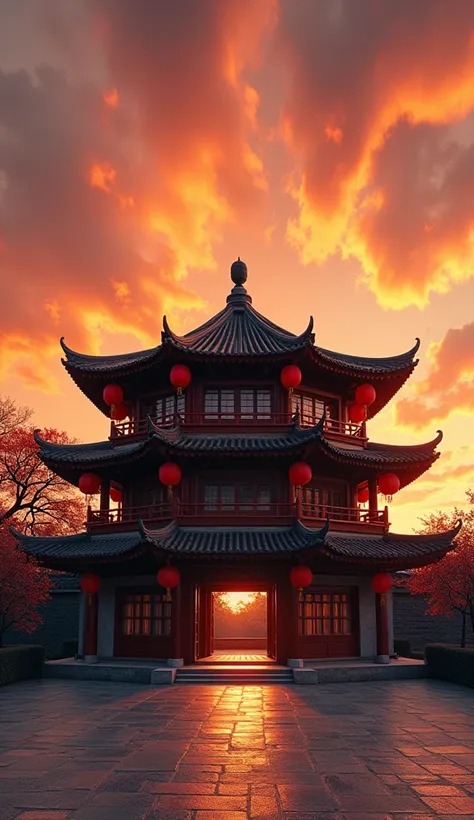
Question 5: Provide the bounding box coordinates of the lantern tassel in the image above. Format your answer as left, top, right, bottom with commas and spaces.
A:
167, 485, 173, 500
166, 587, 171, 601
177, 386, 182, 396
385, 494, 392, 504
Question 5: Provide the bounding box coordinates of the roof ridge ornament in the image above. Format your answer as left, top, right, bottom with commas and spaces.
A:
227, 257, 252, 307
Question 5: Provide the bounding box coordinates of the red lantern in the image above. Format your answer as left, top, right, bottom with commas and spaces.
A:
80, 574, 101, 594
103, 384, 123, 406
110, 487, 123, 503
372, 573, 392, 594
357, 487, 369, 504
355, 383, 376, 408
349, 403, 366, 424
170, 364, 191, 394
378, 473, 400, 502
289, 462, 312, 487
157, 566, 180, 589
281, 364, 302, 392
110, 402, 129, 421
78, 473, 101, 495
159, 462, 182, 488
290, 566, 313, 589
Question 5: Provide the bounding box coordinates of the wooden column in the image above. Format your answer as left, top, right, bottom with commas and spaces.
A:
100, 477, 110, 515
84, 592, 99, 663
375, 592, 390, 664
368, 476, 378, 518
287, 586, 302, 666
168, 584, 183, 666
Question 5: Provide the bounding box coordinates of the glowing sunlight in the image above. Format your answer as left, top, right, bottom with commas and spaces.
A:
219, 592, 260, 613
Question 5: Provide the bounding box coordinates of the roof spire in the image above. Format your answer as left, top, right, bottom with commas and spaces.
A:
230, 257, 248, 286
228, 257, 251, 306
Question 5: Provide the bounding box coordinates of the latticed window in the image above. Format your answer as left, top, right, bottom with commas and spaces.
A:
141, 394, 185, 424
291, 392, 337, 425
204, 484, 271, 511
302, 483, 346, 517
299, 591, 352, 636
121, 593, 171, 637
204, 388, 271, 420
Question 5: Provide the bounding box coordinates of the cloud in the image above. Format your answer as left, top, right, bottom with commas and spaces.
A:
0, 0, 275, 391
275, 0, 474, 308
396, 322, 474, 428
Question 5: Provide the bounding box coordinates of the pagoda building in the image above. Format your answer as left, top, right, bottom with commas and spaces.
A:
12, 259, 460, 668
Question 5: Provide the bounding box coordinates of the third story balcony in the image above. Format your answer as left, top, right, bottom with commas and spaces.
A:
86, 501, 389, 533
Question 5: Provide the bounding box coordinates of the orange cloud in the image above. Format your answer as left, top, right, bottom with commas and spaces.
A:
276, 0, 474, 308
0, 0, 275, 390
396, 322, 474, 429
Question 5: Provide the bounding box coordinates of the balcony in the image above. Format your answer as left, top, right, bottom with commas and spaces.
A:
86, 501, 388, 533
111, 412, 366, 443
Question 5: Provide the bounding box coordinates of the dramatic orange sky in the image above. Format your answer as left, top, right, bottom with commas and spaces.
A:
1, 0, 474, 533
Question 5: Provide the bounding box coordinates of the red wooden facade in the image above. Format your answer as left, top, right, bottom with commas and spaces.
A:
15, 258, 459, 666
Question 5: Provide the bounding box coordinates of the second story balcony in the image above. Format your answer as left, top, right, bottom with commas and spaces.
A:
86, 500, 389, 533
111, 412, 366, 442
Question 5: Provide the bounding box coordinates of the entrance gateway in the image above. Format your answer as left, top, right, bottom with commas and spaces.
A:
14, 257, 460, 667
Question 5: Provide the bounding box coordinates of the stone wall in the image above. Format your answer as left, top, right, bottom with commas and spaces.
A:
3, 575, 80, 657
393, 587, 474, 651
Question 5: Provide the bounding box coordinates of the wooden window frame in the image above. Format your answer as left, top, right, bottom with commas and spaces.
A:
120, 591, 172, 638
298, 589, 352, 637
203, 482, 272, 511
202, 385, 273, 419
139, 391, 185, 423
292, 388, 341, 425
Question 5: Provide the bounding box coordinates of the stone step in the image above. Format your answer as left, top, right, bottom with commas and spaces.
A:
175, 667, 294, 684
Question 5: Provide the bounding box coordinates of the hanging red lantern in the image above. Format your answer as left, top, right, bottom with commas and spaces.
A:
110, 487, 123, 503
157, 566, 180, 589
103, 384, 123, 407
349, 403, 366, 424
281, 364, 302, 392
290, 566, 313, 589
378, 473, 400, 502
372, 573, 392, 594
78, 473, 101, 495
355, 383, 376, 408
110, 402, 129, 421
80, 574, 101, 594
289, 462, 312, 488
170, 364, 191, 394
159, 462, 182, 488
357, 487, 369, 504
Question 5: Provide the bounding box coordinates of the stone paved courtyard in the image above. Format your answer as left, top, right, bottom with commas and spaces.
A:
1, 679, 474, 819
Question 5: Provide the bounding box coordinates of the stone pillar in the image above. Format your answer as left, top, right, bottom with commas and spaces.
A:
84, 592, 99, 664
167, 585, 184, 668
375, 592, 390, 664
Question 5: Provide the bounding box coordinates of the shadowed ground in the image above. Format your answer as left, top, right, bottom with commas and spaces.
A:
1, 678, 474, 819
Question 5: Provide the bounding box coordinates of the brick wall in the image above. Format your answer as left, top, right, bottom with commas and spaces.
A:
393, 587, 474, 651
3, 575, 80, 657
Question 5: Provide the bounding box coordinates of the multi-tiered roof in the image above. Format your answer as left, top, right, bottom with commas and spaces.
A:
13, 259, 459, 572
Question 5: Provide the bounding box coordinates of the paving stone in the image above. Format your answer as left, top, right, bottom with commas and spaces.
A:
3, 679, 474, 820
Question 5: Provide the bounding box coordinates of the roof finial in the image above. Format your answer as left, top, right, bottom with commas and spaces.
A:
231, 257, 248, 286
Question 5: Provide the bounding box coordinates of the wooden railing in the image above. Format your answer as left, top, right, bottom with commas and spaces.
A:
111, 412, 365, 440
86, 501, 388, 530
177, 501, 296, 520
300, 503, 388, 526
87, 503, 172, 526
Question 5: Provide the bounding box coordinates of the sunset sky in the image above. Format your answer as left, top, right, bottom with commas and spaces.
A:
1, 0, 474, 533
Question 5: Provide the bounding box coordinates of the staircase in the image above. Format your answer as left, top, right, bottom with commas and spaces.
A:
175, 664, 294, 685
